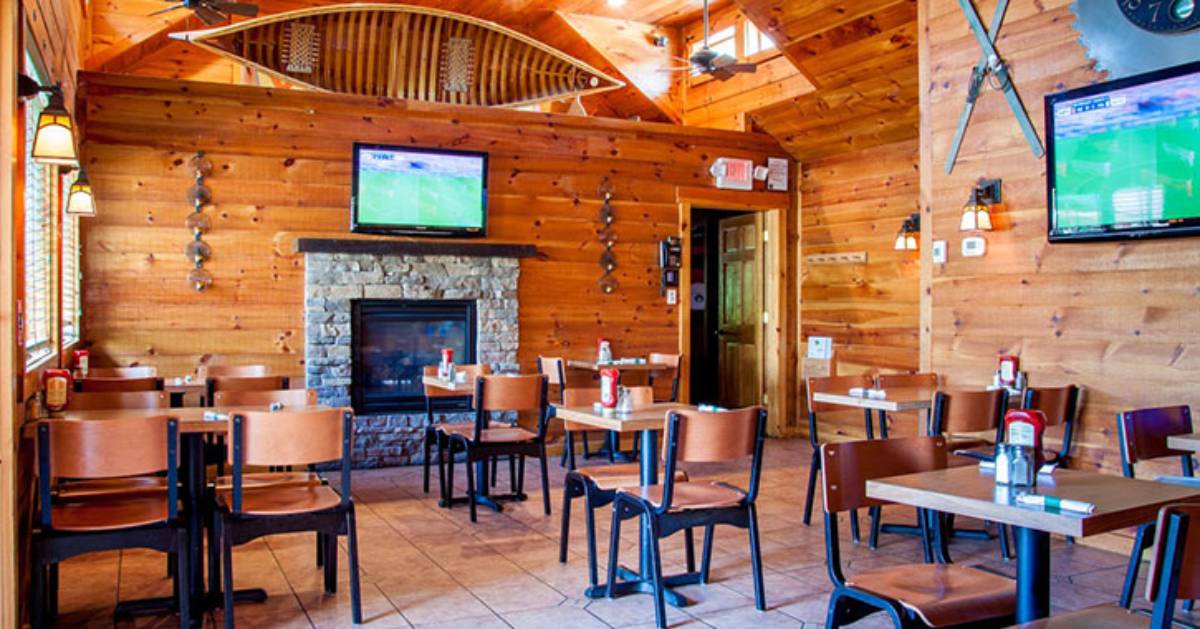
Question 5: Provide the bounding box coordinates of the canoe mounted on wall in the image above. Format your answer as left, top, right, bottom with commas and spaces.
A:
169, 3, 625, 108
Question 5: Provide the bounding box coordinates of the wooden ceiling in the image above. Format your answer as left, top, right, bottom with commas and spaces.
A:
85, 0, 919, 159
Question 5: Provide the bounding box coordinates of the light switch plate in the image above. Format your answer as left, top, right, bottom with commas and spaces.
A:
932, 240, 948, 263
665, 288, 678, 305
962, 236, 987, 257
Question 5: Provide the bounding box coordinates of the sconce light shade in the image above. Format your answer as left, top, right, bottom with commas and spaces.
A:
31, 90, 77, 166
960, 178, 1000, 232
894, 212, 920, 251
65, 169, 95, 216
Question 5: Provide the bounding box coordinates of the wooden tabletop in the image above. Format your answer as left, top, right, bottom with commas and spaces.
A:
566, 360, 672, 372
421, 375, 475, 393
1167, 433, 1200, 453
867, 465, 1200, 538
552, 403, 695, 432
50, 405, 340, 435
812, 387, 934, 412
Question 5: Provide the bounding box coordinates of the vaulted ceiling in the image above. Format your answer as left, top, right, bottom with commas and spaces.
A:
85, 0, 918, 160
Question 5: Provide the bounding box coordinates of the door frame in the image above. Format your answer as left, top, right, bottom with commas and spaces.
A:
676, 186, 793, 437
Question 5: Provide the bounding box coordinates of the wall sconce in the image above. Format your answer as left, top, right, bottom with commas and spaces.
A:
18, 74, 77, 166
960, 178, 1001, 232
65, 168, 96, 217
894, 212, 920, 251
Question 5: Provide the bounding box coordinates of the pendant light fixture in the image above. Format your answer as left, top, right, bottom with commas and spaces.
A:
18, 74, 77, 166
893, 212, 920, 251
65, 169, 96, 217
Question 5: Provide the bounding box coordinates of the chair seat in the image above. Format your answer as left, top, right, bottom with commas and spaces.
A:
847, 563, 1015, 627
620, 481, 745, 511
436, 421, 509, 435
477, 427, 539, 443
217, 484, 343, 516
51, 493, 173, 532
215, 471, 323, 491
1012, 604, 1148, 628
56, 476, 169, 500
575, 464, 688, 491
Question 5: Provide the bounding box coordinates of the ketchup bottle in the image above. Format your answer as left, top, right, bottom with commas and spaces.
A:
1004, 409, 1047, 468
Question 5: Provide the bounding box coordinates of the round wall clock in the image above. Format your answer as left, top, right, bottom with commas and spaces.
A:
1117, 0, 1199, 33
1073, 0, 1200, 78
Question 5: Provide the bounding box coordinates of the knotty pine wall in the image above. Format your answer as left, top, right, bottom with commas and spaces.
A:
923, 0, 1200, 473
76, 72, 791, 381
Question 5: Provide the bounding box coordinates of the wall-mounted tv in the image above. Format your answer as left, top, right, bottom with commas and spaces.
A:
351, 143, 488, 237
1045, 60, 1200, 243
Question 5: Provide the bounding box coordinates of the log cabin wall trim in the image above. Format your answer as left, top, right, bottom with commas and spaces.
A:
75, 72, 795, 424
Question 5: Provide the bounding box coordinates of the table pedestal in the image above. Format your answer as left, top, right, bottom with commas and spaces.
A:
1015, 526, 1051, 623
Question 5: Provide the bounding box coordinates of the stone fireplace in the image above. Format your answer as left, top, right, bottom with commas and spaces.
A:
304, 249, 519, 467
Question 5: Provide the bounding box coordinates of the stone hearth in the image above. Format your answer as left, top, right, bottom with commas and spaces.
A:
304, 252, 519, 467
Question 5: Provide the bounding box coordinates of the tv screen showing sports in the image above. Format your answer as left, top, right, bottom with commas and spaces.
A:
1046, 60, 1200, 242
351, 144, 487, 237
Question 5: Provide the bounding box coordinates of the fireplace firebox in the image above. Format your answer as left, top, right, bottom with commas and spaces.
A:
351, 299, 477, 414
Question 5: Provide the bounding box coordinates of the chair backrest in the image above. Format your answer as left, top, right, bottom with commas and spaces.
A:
1119, 405, 1194, 471
200, 364, 269, 378
821, 436, 948, 514
1146, 503, 1200, 621
807, 374, 875, 414
627, 386, 654, 410
213, 388, 317, 408
227, 408, 352, 513
1023, 385, 1080, 427
538, 356, 567, 404
932, 389, 1007, 436
208, 375, 289, 393
474, 375, 548, 440
876, 372, 939, 391
77, 376, 162, 392
64, 391, 169, 411
38, 416, 179, 528
660, 406, 768, 510
561, 387, 601, 432
423, 364, 491, 399
648, 353, 682, 401
87, 366, 157, 378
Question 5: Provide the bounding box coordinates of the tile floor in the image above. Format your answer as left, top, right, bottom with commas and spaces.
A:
52, 440, 1152, 628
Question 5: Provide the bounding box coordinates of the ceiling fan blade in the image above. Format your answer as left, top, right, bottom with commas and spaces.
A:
656, 65, 696, 72
148, 3, 186, 17
194, 5, 227, 24
212, 1, 259, 17
723, 63, 758, 74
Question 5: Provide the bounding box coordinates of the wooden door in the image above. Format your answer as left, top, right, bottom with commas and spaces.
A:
717, 213, 762, 408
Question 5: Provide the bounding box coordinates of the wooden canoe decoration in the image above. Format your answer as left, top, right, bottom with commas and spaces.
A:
169, 3, 625, 108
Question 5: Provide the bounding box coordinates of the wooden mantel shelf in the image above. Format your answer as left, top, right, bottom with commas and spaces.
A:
294, 238, 543, 259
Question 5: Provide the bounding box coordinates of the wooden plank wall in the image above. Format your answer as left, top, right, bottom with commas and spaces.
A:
923, 0, 1200, 473
77, 72, 791, 382
23, 0, 86, 107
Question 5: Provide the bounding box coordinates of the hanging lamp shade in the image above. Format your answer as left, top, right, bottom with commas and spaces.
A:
65, 169, 95, 216
31, 89, 77, 165
894, 213, 920, 251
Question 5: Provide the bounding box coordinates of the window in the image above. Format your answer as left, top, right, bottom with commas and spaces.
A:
743, 21, 775, 57
691, 25, 737, 60
61, 177, 80, 345
23, 58, 54, 366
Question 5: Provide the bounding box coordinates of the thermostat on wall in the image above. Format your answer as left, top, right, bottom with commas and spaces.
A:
962, 236, 987, 258
931, 240, 948, 264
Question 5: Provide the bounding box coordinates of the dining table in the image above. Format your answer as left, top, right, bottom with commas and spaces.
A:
866, 464, 1200, 623
51, 404, 339, 623
551, 402, 703, 607
163, 377, 207, 407
565, 359, 674, 373
811, 387, 935, 438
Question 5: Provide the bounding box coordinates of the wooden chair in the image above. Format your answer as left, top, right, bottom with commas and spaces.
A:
1016, 503, 1200, 628
212, 389, 317, 408
419, 364, 497, 501
87, 366, 157, 378
559, 387, 601, 471
606, 406, 768, 629
206, 376, 290, 400
821, 435, 1016, 628
1117, 405, 1196, 610
1023, 385, 1082, 467
199, 365, 270, 378
64, 391, 169, 411
76, 376, 163, 393
540, 356, 609, 466
445, 374, 551, 522
647, 352, 682, 402
558, 387, 694, 592
32, 416, 190, 628
804, 375, 875, 541
214, 408, 361, 628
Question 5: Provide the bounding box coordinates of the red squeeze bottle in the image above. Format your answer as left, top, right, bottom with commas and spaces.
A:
600, 368, 619, 409
43, 369, 73, 412
1004, 409, 1047, 468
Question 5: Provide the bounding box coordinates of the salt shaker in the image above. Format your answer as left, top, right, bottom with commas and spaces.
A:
617, 386, 634, 415
1011, 445, 1035, 487
993, 444, 1012, 485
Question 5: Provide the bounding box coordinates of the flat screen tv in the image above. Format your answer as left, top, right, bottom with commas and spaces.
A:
1046, 60, 1200, 242
351, 143, 488, 237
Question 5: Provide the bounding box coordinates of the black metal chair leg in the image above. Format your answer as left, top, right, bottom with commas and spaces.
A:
316, 533, 324, 568
998, 524, 1013, 561
539, 446, 552, 515
323, 529, 338, 594
516, 454, 527, 496
647, 517, 667, 629
176, 528, 191, 629
443, 440, 455, 507
585, 495, 600, 588
607, 432, 617, 463
1120, 523, 1152, 608
868, 506, 882, 549
700, 524, 715, 583
685, 527, 696, 573
605, 504, 623, 598
803, 448, 820, 526
509, 455, 518, 493
918, 508, 933, 564
467, 454, 478, 523
346, 506, 363, 624
849, 509, 861, 544
566, 433, 577, 471
559, 480, 573, 564
747, 504, 766, 611
422, 428, 434, 494
31, 551, 45, 629
491, 456, 499, 488
221, 518, 236, 629
208, 510, 221, 596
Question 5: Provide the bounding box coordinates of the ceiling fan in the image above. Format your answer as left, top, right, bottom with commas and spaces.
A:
151, 0, 260, 25
662, 0, 757, 81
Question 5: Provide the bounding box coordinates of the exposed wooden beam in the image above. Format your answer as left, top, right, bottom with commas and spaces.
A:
87, 13, 196, 74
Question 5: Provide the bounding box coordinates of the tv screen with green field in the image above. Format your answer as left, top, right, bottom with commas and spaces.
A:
352, 145, 487, 236
1047, 62, 1200, 242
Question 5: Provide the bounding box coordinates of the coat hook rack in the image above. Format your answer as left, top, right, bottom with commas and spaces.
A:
596, 177, 618, 294
185, 151, 214, 292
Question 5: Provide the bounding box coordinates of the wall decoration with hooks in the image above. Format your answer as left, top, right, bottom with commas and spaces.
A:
596, 177, 618, 294
185, 151, 214, 292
